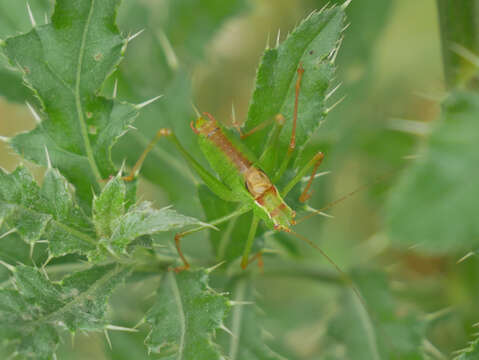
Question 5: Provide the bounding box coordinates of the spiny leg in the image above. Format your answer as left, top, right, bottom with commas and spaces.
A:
289, 63, 305, 153
274, 64, 305, 181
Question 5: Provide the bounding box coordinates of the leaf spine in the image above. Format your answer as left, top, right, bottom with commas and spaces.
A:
26, 101, 41, 123
157, 30, 179, 70
127, 29, 145, 42
325, 95, 346, 114
44, 145, 52, 169
457, 251, 475, 263
325, 82, 342, 101
0, 228, 17, 240
26, 2, 36, 27
113, 78, 118, 98
136, 95, 163, 109
342, 0, 353, 9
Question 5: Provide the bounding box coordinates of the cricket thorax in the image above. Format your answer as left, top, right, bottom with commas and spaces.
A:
244, 167, 273, 198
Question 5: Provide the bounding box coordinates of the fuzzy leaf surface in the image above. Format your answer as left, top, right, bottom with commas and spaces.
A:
0, 166, 96, 257
0, 263, 128, 359
145, 270, 230, 359
244, 5, 345, 162
2, 0, 138, 206
387, 91, 479, 253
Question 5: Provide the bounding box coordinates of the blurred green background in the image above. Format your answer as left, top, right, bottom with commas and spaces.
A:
1, 0, 478, 359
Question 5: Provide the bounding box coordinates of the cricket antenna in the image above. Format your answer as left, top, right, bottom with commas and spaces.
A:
296, 171, 397, 225
288, 229, 369, 313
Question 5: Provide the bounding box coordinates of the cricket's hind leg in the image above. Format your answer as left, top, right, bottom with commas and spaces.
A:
240, 251, 264, 272
122, 128, 172, 181
170, 233, 190, 272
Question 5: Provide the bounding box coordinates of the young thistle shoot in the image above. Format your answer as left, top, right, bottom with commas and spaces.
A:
125, 64, 326, 271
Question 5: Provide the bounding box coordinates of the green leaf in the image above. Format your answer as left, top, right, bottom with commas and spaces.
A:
2, 0, 138, 207
115, 0, 247, 204
145, 270, 230, 359
387, 91, 479, 253
325, 270, 427, 360
244, 5, 346, 160
0, 166, 96, 257
108, 202, 206, 254
93, 175, 125, 239
226, 280, 285, 360
455, 338, 479, 360
437, 0, 479, 89
0, 0, 51, 102
0, 263, 128, 359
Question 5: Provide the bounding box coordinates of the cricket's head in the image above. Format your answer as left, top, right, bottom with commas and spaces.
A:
191, 112, 219, 137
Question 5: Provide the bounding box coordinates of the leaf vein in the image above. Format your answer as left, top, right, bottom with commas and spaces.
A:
75, 0, 102, 183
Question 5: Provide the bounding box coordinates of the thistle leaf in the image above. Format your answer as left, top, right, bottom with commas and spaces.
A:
90, 176, 206, 257
0, 0, 52, 102
2, 0, 138, 207
244, 5, 346, 161
107, 202, 206, 255
387, 92, 479, 252
0, 263, 128, 359
0, 166, 96, 257
145, 270, 230, 359
93, 175, 126, 239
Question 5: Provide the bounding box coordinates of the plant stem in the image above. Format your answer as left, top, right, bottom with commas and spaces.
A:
436, 0, 479, 89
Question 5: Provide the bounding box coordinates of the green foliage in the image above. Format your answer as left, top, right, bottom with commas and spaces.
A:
226, 280, 284, 360
437, 0, 479, 89
325, 270, 427, 360
0, 0, 477, 359
0, 166, 96, 257
455, 338, 479, 359
145, 270, 230, 359
2, 0, 138, 207
0, 1, 232, 358
244, 5, 345, 161
387, 91, 479, 253
0, 0, 52, 102
0, 263, 128, 359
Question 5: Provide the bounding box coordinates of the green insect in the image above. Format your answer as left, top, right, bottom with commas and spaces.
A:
124, 64, 355, 278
